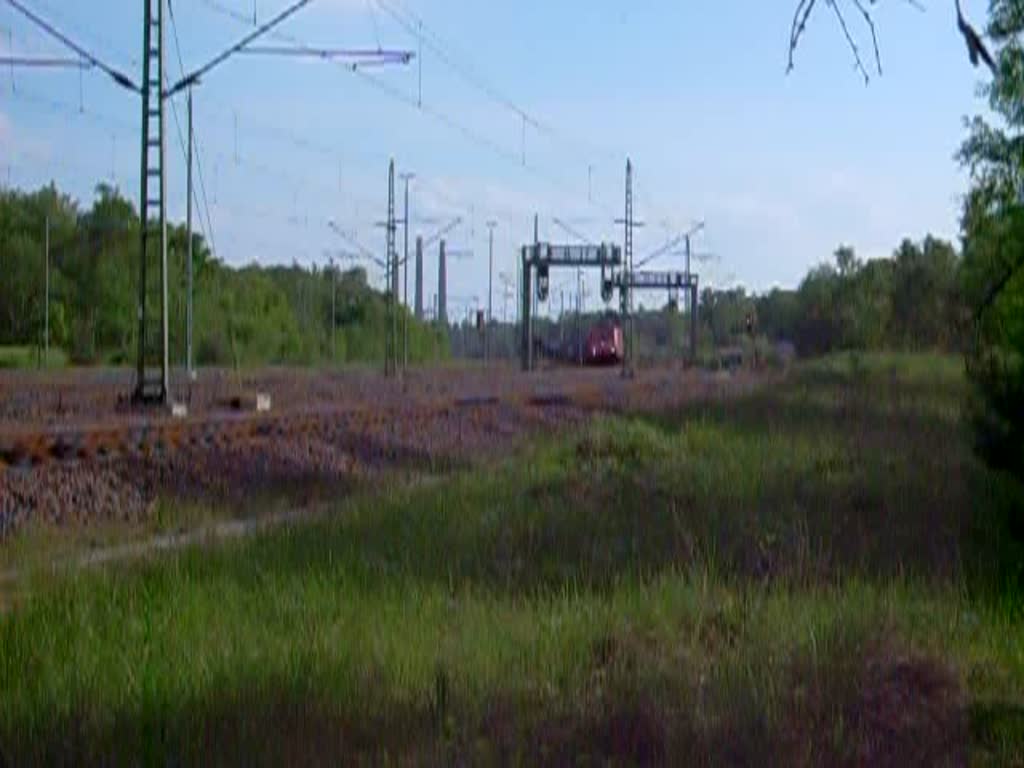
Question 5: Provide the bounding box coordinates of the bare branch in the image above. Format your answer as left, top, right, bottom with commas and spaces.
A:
851, 0, 883, 76
788, 0, 928, 82
787, 0, 819, 74
828, 0, 872, 84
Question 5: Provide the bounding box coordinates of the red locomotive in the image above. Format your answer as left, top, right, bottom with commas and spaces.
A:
583, 320, 624, 366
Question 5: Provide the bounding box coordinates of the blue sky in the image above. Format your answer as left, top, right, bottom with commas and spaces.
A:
0, 0, 991, 317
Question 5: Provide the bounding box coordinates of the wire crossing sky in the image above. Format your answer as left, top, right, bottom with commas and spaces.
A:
0, 0, 989, 310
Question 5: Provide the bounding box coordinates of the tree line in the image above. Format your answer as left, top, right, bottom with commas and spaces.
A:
778, 0, 1023, 487
714, 236, 963, 357
0, 183, 449, 368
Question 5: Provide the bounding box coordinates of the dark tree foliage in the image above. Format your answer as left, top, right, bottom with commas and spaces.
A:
0, 183, 448, 367
752, 238, 961, 357
957, 0, 1024, 479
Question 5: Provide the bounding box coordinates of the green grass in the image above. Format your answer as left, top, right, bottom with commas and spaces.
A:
0, 345, 68, 370
1, 355, 1022, 764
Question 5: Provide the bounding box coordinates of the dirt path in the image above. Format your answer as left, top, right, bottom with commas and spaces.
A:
0, 505, 326, 596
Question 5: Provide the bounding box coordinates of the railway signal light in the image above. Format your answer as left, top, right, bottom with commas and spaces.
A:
537, 264, 550, 302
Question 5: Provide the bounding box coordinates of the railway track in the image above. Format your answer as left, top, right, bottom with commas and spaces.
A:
0, 369, 765, 474
0, 386, 608, 473
0, 369, 772, 538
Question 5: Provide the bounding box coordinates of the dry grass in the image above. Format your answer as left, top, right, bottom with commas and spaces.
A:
0, 354, 1021, 764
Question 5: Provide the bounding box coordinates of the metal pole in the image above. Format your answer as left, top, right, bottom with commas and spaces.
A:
515, 253, 520, 326
186, 87, 194, 380
532, 216, 538, 339
438, 239, 447, 326
685, 234, 692, 283
684, 234, 691, 366
532, 214, 538, 370
577, 268, 583, 366
403, 177, 409, 369
520, 246, 530, 371
44, 214, 49, 359
486, 220, 496, 363
137, 0, 149, 398
622, 159, 633, 379
690, 281, 699, 365
135, 0, 170, 403
401, 172, 413, 369
159, 0, 169, 401
414, 235, 424, 319
385, 159, 397, 377
560, 290, 565, 344
330, 255, 336, 362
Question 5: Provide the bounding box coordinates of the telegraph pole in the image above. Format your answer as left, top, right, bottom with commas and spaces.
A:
486, 220, 496, 363
414, 235, 424, 320
577, 267, 583, 366
44, 214, 49, 359
615, 159, 642, 378
438, 240, 447, 327
624, 159, 633, 378
385, 159, 397, 377
135, 0, 170, 404
186, 87, 195, 380
560, 289, 565, 344
400, 171, 414, 369
330, 255, 337, 361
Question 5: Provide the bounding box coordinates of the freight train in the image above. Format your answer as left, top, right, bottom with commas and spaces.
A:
535, 319, 624, 367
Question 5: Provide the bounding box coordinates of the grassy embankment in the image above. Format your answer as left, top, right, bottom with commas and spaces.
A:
0, 346, 68, 370
1, 354, 1022, 764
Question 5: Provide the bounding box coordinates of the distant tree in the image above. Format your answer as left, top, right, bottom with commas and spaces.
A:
0, 181, 448, 369
834, 245, 860, 278
887, 237, 960, 350
795, 263, 840, 355
958, 0, 1024, 479
700, 287, 754, 348
755, 288, 801, 343
764, 237, 959, 356
848, 257, 895, 350
0, 184, 78, 350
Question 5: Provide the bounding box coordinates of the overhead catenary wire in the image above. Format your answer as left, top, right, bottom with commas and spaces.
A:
4, 82, 135, 131
166, 0, 314, 96
551, 216, 595, 245
7, 141, 125, 192
1, 0, 138, 91
168, 0, 218, 259
377, 0, 625, 169
237, 45, 412, 63
383, 0, 686, 236
15, 0, 681, 268
163, 6, 387, 201
0, 55, 90, 68
3, 84, 137, 193
193, 0, 522, 231
373, 0, 543, 131
6, 0, 648, 276
365, 0, 383, 51
198, 0, 617, 221
28, 0, 139, 69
